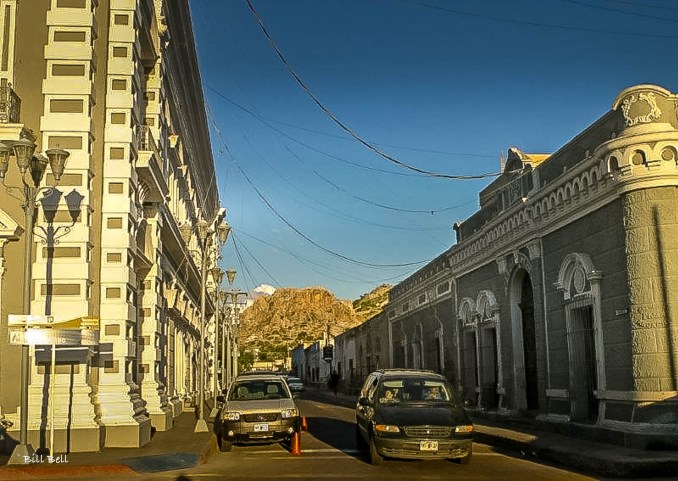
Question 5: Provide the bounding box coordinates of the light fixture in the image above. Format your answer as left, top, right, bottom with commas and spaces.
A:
179, 222, 193, 244
217, 221, 231, 244
211, 266, 224, 285
0, 142, 12, 179
12, 138, 36, 174
197, 219, 209, 241
226, 268, 236, 285
45, 148, 69, 181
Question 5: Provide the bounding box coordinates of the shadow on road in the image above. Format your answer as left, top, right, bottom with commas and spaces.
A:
305, 415, 366, 462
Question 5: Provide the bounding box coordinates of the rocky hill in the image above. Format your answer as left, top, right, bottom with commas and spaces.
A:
353, 284, 391, 322
239, 285, 390, 356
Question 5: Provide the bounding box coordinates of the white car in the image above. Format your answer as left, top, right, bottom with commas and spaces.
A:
286, 377, 305, 392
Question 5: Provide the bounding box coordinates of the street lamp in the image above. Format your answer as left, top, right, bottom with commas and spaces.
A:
0, 138, 70, 464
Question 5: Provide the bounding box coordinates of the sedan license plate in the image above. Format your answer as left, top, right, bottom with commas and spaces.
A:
253, 423, 269, 432
420, 440, 438, 451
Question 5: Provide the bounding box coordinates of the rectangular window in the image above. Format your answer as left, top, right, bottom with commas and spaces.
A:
107, 252, 122, 263
42, 246, 80, 258
111, 79, 127, 90
54, 31, 86, 42
144, 117, 155, 126
57, 0, 86, 7
50, 99, 84, 113
105, 324, 120, 335
40, 284, 80, 295
108, 182, 124, 194
107, 217, 123, 229
145, 91, 156, 101
109, 147, 125, 159
106, 287, 121, 299
112, 46, 127, 58
114, 14, 129, 25
48, 136, 82, 150
52, 64, 86, 76
110, 112, 126, 124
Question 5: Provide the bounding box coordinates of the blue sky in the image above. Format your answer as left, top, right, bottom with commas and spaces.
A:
189, 0, 678, 299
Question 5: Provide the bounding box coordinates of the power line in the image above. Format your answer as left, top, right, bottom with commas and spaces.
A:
244, 0, 504, 180
402, 0, 678, 39
207, 105, 431, 269
207, 85, 420, 178
561, 0, 678, 22
206, 85, 494, 159
231, 233, 283, 288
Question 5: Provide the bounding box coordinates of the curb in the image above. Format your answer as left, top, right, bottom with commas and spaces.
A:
0, 463, 136, 480
473, 427, 678, 479
199, 434, 219, 465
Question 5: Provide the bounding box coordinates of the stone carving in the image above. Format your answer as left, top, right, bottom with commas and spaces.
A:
621, 92, 661, 127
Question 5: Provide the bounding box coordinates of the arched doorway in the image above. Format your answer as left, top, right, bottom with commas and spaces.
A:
510, 268, 539, 411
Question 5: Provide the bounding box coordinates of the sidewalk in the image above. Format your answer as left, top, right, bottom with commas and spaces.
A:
304, 385, 678, 479
0, 411, 219, 480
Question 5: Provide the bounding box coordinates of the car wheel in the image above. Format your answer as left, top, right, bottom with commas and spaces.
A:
218, 434, 233, 453
369, 435, 383, 466
355, 425, 367, 450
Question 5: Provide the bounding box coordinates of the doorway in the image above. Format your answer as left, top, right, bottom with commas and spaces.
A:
520, 274, 539, 410
569, 305, 598, 421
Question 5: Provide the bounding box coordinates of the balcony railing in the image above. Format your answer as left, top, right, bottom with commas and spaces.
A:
0, 79, 21, 124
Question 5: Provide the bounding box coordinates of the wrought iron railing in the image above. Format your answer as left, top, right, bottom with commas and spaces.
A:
0, 79, 21, 124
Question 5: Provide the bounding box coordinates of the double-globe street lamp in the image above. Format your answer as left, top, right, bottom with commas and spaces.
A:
179, 216, 230, 433
0, 137, 70, 463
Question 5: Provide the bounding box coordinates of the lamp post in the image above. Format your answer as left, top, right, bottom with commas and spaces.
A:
0, 138, 70, 464
210, 266, 223, 399
180, 217, 230, 433
222, 268, 236, 390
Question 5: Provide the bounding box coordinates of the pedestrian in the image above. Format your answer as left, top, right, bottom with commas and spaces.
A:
330, 370, 339, 395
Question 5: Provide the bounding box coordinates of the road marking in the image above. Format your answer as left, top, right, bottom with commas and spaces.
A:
235, 448, 503, 456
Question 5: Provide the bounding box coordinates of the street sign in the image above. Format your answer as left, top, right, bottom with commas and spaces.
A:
9, 328, 99, 346
7, 315, 99, 346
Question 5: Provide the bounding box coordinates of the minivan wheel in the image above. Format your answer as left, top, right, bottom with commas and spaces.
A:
369, 436, 384, 466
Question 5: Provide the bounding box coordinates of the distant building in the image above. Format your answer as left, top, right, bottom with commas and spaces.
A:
336, 84, 678, 448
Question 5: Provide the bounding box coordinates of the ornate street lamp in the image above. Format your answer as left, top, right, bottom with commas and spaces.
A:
1, 137, 70, 464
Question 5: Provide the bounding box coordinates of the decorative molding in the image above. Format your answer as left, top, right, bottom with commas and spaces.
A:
621, 92, 662, 127
526, 240, 541, 260
554, 252, 602, 300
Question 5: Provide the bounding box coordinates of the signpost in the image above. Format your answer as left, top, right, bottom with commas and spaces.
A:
7, 315, 98, 456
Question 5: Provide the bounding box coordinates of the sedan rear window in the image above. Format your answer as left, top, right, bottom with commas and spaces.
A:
229, 380, 290, 400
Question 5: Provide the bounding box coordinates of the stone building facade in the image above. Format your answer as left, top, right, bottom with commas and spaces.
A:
0, 0, 226, 451
336, 84, 678, 447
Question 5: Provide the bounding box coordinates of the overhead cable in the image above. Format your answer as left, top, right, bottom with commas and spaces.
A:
244, 0, 504, 180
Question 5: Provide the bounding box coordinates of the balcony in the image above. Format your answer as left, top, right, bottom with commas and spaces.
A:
0, 79, 21, 124
135, 125, 169, 203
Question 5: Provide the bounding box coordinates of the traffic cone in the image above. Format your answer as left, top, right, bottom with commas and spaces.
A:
301, 416, 308, 432
290, 431, 301, 455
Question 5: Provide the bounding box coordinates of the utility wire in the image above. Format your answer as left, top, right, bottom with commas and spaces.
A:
206, 85, 494, 159
402, 0, 678, 39
232, 232, 283, 287
561, 0, 678, 22
244, 0, 504, 180
207, 104, 431, 269
598, 0, 678, 13
207, 85, 419, 178
236, 228, 413, 285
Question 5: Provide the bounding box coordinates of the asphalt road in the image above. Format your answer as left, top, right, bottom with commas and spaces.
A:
142, 396, 599, 481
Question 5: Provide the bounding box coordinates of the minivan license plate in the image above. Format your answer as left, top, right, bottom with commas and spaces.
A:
420, 441, 438, 451
253, 423, 269, 432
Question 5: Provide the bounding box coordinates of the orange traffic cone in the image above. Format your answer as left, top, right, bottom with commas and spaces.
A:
290, 431, 301, 455
301, 416, 308, 432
